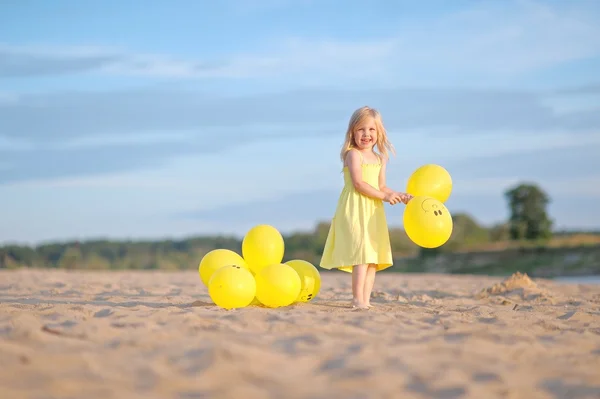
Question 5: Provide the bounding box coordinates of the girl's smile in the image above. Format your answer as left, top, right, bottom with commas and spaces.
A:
360, 136, 373, 145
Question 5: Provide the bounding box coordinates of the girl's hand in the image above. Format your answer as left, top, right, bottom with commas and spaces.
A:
384, 192, 402, 205
399, 192, 413, 204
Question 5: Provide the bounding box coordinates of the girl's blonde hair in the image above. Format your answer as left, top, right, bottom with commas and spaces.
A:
340, 106, 395, 163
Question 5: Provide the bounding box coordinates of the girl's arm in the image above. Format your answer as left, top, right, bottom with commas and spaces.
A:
378, 156, 413, 204
347, 150, 399, 203
378, 156, 395, 195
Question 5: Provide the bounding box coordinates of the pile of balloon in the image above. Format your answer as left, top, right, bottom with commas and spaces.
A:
198, 224, 321, 310
403, 164, 454, 248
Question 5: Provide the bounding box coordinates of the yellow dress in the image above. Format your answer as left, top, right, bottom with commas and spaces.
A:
319, 151, 393, 273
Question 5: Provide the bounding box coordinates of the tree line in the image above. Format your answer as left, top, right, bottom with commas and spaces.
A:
0, 183, 593, 271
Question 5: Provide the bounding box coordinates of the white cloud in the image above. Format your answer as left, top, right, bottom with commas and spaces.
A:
558, 177, 600, 197
5, 174, 186, 190
407, 0, 600, 74
0, 92, 19, 105
54, 131, 195, 150
0, 130, 195, 152
229, 0, 316, 14
0, 38, 393, 80
7, 129, 599, 193
91, 36, 397, 79
540, 94, 600, 115
0, 136, 343, 210
388, 129, 600, 167
0, 136, 34, 151
1, 1, 598, 81
452, 176, 600, 198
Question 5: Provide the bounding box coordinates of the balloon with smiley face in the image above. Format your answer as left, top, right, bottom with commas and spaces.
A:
285, 259, 321, 303
403, 195, 453, 248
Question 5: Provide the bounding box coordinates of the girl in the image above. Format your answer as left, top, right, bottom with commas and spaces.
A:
320, 106, 412, 309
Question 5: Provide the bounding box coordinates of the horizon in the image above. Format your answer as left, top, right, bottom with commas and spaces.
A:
5, 214, 600, 248
2, 0, 600, 245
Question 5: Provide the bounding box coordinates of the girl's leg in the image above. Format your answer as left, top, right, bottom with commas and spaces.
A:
351, 264, 368, 308
363, 264, 377, 307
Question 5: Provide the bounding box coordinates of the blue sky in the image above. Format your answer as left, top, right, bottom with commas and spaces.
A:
1, 0, 600, 244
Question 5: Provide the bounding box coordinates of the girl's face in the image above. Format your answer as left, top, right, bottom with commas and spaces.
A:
353, 117, 377, 150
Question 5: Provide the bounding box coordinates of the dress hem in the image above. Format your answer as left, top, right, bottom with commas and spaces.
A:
319, 262, 393, 273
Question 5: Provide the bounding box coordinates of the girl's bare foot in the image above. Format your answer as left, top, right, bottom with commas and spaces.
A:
351, 298, 368, 309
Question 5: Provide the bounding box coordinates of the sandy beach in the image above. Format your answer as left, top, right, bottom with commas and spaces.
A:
1, 269, 599, 399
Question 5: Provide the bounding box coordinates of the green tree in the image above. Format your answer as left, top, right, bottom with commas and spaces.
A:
504, 183, 553, 241
85, 253, 111, 270
58, 246, 83, 269
449, 213, 489, 246
488, 223, 510, 242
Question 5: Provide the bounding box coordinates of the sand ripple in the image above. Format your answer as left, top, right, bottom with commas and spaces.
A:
1, 270, 599, 399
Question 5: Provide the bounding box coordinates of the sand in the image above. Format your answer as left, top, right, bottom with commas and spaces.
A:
0, 269, 599, 399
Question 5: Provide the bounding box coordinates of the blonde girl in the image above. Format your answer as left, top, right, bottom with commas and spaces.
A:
320, 106, 412, 309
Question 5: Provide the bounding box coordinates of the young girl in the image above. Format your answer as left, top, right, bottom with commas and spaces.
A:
320, 106, 412, 309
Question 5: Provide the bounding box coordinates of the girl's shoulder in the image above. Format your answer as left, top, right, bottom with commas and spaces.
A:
344, 148, 363, 165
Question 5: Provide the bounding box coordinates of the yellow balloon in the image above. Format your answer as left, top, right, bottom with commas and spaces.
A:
285, 259, 321, 302
198, 249, 248, 287
406, 164, 453, 203
242, 224, 285, 274
208, 265, 256, 309
403, 195, 453, 248
255, 263, 301, 308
